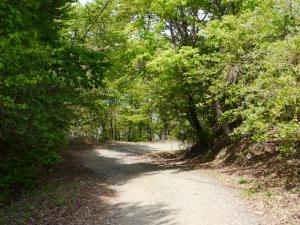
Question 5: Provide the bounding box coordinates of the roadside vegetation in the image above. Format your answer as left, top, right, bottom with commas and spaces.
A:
0, 0, 299, 216
0, 140, 115, 225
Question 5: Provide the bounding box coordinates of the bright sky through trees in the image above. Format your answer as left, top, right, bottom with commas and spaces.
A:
79, 0, 92, 5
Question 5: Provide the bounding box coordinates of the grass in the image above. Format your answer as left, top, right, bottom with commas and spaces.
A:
238, 176, 248, 184
1, 182, 81, 225
242, 187, 258, 197
49, 183, 80, 206
265, 191, 273, 198
0, 141, 109, 225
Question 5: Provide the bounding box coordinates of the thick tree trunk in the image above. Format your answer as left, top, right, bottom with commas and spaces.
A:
187, 95, 209, 144
163, 124, 168, 140
187, 107, 205, 142
148, 128, 153, 141
213, 100, 231, 136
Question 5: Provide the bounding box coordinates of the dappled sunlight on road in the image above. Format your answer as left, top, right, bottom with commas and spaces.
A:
82, 142, 261, 225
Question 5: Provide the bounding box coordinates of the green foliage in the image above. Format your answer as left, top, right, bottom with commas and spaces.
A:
73, 0, 299, 150
204, 0, 300, 147
1, 0, 299, 199
242, 187, 258, 197
0, 0, 107, 199
238, 177, 248, 184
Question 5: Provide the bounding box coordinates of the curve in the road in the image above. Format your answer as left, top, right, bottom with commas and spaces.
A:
82, 142, 262, 225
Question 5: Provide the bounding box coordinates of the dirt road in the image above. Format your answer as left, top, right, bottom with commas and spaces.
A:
81, 142, 262, 225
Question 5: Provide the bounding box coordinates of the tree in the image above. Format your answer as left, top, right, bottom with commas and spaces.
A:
0, 0, 107, 198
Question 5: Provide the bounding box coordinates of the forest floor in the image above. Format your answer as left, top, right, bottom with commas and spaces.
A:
1, 141, 299, 225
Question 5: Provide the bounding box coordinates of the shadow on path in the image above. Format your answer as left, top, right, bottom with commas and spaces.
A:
105, 202, 177, 225
79, 141, 260, 225
79, 142, 179, 224
81, 142, 177, 185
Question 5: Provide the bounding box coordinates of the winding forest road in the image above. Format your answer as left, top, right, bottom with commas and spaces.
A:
81, 142, 262, 225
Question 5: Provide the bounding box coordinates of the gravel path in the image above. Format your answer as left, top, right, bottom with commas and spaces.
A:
82, 142, 262, 225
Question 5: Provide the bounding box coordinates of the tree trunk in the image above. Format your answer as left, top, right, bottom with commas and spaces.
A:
186, 95, 209, 144
139, 125, 142, 139
127, 126, 132, 141
114, 120, 118, 141
163, 123, 168, 140
110, 117, 114, 140
213, 99, 231, 136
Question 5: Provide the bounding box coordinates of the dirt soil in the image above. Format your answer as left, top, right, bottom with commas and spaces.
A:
2, 141, 298, 225
1, 141, 115, 225
154, 141, 300, 225
81, 142, 263, 225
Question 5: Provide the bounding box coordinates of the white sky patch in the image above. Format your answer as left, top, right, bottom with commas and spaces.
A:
79, 0, 93, 5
